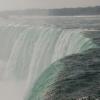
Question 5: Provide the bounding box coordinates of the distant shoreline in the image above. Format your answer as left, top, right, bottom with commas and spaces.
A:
0, 6, 100, 17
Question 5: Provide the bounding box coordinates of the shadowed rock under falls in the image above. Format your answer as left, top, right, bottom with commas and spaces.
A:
26, 48, 100, 100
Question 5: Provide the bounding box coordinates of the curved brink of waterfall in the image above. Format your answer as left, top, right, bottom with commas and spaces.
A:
4, 26, 97, 100
26, 48, 100, 100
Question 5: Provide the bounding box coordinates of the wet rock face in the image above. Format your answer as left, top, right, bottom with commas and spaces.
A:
45, 48, 100, 100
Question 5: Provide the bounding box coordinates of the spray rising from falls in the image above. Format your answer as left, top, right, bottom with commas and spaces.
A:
4, 26, 96, 100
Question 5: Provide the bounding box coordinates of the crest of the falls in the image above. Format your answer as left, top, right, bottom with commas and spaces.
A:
4, 26, 96, 98
26, 48, 100, 100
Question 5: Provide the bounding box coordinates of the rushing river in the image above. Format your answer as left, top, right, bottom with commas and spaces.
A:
0, 16, 100, 100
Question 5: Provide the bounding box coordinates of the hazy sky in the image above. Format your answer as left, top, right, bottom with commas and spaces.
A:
0, 0, 100, 11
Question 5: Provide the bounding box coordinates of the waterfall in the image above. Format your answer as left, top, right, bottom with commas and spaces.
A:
5, 26, 41, 79
27, 28, 96, 90
4, 26, 96, 100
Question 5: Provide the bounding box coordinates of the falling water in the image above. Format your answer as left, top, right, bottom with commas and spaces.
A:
3, 25, 97, 100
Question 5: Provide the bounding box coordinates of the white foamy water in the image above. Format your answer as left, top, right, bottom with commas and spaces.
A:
0, 81, 26, 100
